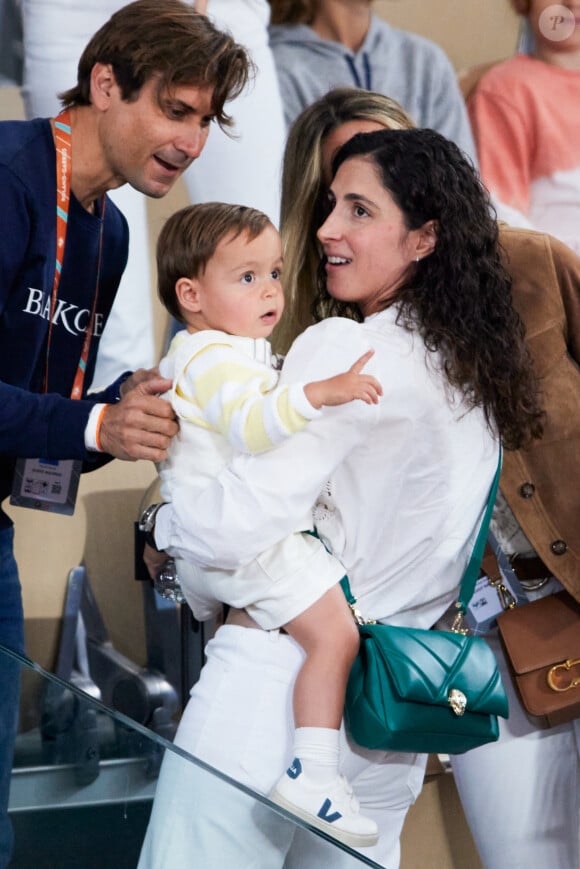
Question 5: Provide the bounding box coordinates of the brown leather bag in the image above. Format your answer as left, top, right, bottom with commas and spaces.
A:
497, 591, 580, 726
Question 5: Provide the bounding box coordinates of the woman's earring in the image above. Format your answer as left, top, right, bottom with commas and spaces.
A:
415, 256, 420, 263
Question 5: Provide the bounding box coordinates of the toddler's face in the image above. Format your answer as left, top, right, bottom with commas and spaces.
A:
192, 225, 284, 339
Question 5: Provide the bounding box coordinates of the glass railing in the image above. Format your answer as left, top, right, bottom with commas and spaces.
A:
3, 644, 382, 868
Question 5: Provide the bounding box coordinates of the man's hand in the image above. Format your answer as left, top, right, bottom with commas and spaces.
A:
119, 367, 166, 398
99, 372, 178, 461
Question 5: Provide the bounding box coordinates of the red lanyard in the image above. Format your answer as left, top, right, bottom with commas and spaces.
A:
44, 109, 105, 398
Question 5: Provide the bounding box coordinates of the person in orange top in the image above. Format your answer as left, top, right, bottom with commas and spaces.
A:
468, 0, 580, 255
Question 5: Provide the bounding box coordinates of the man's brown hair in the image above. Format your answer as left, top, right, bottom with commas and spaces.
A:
157, 202, 273, 323
59, 0, 251, 128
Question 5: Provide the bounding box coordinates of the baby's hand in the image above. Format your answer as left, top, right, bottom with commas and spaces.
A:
305, 350, 383, 408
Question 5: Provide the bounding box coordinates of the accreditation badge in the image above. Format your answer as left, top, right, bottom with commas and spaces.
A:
465, 535, 528, 633
10, 457, 82, 516
464, 573, 522, 633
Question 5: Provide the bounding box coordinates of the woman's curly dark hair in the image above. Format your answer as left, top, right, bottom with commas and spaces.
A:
315, 128, 544, 450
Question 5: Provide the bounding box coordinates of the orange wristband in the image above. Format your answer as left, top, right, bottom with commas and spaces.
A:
95, 404, 109, 452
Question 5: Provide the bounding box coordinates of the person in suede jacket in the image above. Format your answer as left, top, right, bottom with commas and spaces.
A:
451, 222, 580, 869
497, 224, 580, 602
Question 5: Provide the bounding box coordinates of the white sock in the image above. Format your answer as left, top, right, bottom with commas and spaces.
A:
293, 726, 340, 785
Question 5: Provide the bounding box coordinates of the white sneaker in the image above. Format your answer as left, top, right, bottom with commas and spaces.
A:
269, 758, 379, 848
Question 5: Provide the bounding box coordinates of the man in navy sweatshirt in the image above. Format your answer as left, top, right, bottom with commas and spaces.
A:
0, 3, 249, 864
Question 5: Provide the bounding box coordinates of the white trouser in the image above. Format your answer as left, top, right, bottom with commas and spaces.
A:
182, 0, 286, 227
138, 625, 427, 869
20, 0, 155, 388
451, 629, 580, 869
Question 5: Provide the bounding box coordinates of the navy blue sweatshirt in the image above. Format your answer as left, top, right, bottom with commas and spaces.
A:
0, 118, 129, 525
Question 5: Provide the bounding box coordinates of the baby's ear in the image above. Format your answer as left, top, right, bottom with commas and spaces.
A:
176, 277, 202, 314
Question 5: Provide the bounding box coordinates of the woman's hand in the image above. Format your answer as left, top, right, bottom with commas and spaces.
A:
143, 542, 170, 582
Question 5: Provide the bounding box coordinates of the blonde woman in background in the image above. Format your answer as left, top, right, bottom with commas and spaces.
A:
271, 87, 414, 355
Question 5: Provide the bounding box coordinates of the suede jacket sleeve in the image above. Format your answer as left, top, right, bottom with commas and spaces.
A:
499, 226, 580, 601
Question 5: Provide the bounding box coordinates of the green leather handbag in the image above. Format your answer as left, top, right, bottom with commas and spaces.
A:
343, 450, 509, 755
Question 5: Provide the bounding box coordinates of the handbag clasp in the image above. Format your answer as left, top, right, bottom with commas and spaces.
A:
487, 573, 517, 610
349, 603, 375, 626
547, 658, 580, 693
451, 604, 469, 636
448, 688, 467, 716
